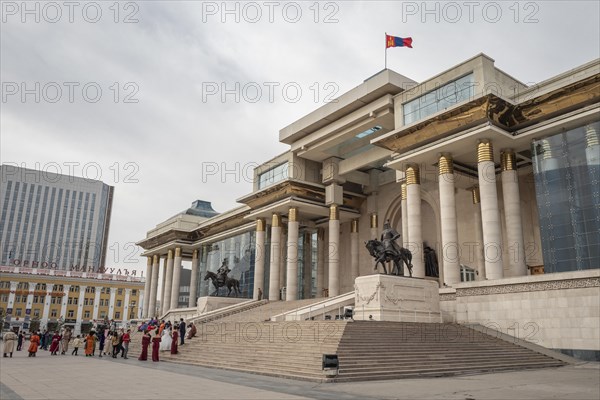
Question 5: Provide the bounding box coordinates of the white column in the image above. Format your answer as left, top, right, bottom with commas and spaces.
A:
107, 287, 116, 320
501, 150, 527, 277
41, 283, 54, 327
370, 213, 378, 241
6, 282, 17, 313
350, 219, 359, 280
159, 257, 167, 313
199, 246, 209, 298
302, 231, 312, 299
316, 228, 325, 298
75, 285, 86, 334
279, 228, 287, 297
92, 286, 102, 320
328, 205, 340, 297
59, 284, 71, 320
25, 282, 35, 315
286, 208, 299, 301
406, 165, 424, 277
148, 255, 160, 318
268, 214, 282, 301
123, 288, 131, 321
253, 219, 266, 300
142, 256, 152, 318
189, 249, 199, 307
170, 247, 183, 310
401, 184, 408, 248
477, 140, 504, 279
471, 187, 486, 280
438, 154, 460, 285
163, 250, 174, 314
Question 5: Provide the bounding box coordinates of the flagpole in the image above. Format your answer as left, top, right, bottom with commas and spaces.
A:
384, 32, 387, 69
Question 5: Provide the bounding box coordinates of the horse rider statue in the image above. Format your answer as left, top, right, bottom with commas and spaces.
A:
381, 220, 402, 256
216, 259, 231, 286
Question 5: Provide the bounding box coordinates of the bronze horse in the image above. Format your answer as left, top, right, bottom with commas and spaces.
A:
204, 271, 240, 297
365, 239, 413, 277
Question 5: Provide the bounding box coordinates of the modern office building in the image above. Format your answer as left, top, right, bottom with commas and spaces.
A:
0, 165, 114, 271
138, 54, 599, 360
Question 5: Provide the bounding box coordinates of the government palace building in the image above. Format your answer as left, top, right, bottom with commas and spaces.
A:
137, 54, 600, 361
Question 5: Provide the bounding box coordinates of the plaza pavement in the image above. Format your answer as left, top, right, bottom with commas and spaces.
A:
1, 344, 599, 400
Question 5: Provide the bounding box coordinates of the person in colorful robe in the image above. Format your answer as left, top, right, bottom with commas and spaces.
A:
28, 332, 40, 357
3, 330, 17, 358
151, 329, 161, 362
84, 331, 96, 357
171, 326, 178, 354
61, 328, 72, 355
138, 330, 151, 361
49, 332, 62, 355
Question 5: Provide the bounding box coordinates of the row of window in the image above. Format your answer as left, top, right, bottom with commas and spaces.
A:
9, 308, 123, 320
0, 282, 137, 296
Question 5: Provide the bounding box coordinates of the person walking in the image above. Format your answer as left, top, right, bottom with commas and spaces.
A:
84, 331, 95, 357
179, 318, 186, 346
28, 331, 40, 357
138, 330, 151, 361
104, 331, 113, 356
122, 329, 131, 359
2, 330, 17, 358
17, 331, 24, 351
171, 325, 178, 354
98, 330, 105, 358
72, 335, 82, 355
61, 328, 72, 355
49, 331, 61, 355
111, 331, 120, 358
151, 329, 161, 362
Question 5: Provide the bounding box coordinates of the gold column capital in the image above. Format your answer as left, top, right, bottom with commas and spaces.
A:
470, 186, 481, 204
370, 213, 378, 229
288, 207, 298, 222
351, 219, 359, 233
147, 256, 152, 266
271, 213, 281, 227
405, 164, 420, 185
152, 254, 159, 264
329, 204, 339, 220
256, 218, 266, 232
585, 124, 599, 148
192, 249, 199, 259
501, 149, 516, 171
401, 183, 407, 200
175, 247, 182, 257
477, 139, 494, 163
438, 154, 454, 175
540, 139, 553, 160
167, 249, 173, 259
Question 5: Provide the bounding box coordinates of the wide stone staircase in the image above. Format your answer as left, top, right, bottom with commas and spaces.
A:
128, 301, 566, 382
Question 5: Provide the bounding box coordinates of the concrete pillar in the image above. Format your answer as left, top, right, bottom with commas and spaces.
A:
59, 284, 71, 320
148, 255, 160, 318
316, 228, 325, 298
268, 214, 282, 301
170, 247, 183, 310
200, 246, 209, 298
189, 249, 199, 307
41, 283, 54, 329
75, 285, 86, 334
406, 165, 424, 277
370, 213, 378, 241
279, 227, 287, 297
471, 187, 486, 280
107, 287, 116, 320
142, 256, 152, 318
159, 256, 167, 314
123, 288, 131, 321
401, 184, 409, 248
438, 154, 460, 285
303, 231, 312, 299
477, 140, 504, 279
351, 219, 359, 280
501, 150, 527, 277
286, 207, 299, 301
328, 204, 340, 297
92, 286, 101, 320
25, 282, 35, 315
253, 219, 266, 300
163, 250, 174, 314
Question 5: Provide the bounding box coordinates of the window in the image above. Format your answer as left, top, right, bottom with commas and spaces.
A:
51, 309, 57, 317
117, 288, 123, 295
132, 289, 137, 296
33, 296, 39, 303
17, 282, 27, 290
130, 301, 136, 307
257, 162, 289, 189
116, 300, 122, 307
0, 295, 8, 302
99, 299, 105, 306
51, 297, 60, 304
100, 311, 106, 318
33, 309, 40, 318
115, 312, 120, 319
85, 287, 95, 293
55, 285, 63, 292
67, 310, 74, 318
35, 283, 46, 291
403, 73, 475, 125
84, 311, 90, 319
15, 308, 22, 316
0, 281, 10, 289
70, 286, 79, 292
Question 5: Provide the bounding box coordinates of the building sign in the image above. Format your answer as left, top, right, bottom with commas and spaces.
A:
8, 260, 143, 277
0, 265, 144, 282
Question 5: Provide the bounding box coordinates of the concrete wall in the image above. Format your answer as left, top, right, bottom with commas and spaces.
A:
439, 269, 600, 361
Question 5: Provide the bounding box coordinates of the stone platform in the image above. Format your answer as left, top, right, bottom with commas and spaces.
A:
353, 274, 441, 322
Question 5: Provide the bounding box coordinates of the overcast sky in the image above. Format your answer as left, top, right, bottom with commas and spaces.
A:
2, 0, 599, 274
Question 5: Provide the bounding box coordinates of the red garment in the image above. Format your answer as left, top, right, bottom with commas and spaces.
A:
49, 334, 61, 354
151, 336, 161, 362
123, 333, 130, 344
138, 334, 151, 361
171, 330, 178, 354
28, 334, 40, 353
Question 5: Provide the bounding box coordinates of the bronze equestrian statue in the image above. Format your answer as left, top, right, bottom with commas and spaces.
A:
365, 220, 413, 277
204, 260, 240, 297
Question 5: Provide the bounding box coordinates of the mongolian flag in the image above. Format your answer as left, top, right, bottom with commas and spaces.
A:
386, 35, 413, 49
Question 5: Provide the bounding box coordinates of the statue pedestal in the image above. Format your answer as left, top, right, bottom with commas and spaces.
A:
353, 274, 441, 323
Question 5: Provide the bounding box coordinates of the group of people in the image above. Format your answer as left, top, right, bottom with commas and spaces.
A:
2, 316, 196, 363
